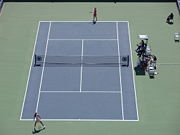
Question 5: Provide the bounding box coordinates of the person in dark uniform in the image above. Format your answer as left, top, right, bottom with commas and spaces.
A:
33, 112, 45, 131
136, 40, 146, 57
166, 13, 174, 24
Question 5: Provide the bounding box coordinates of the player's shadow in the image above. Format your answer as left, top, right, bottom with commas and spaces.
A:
134, 65, 146, 75
167, 21, 173, 25
32, 128, 45, 134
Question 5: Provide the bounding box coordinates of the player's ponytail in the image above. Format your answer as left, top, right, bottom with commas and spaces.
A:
34, 112, 37, 118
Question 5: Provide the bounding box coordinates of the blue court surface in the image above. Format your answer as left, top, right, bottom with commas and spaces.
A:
20, 21, 139, 121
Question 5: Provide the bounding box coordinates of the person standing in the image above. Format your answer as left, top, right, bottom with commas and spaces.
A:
33, 112, 45, 131
93, 8, 97, 24
166, 13, 174, 24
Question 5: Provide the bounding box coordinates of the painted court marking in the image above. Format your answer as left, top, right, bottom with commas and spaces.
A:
80, 40, 84, 92
116, 22, 124, 120
49, 39, 117, 40
36, 21, 52, 112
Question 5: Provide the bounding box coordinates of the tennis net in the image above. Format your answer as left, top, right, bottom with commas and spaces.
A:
34, 54, 129, 67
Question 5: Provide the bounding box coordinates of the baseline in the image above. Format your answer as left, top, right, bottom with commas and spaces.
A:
40, 91, 121, 93
20, 118, 138, 121
40, 21, 129, 23
49, 39, 117, 40
127, 22, 139, 121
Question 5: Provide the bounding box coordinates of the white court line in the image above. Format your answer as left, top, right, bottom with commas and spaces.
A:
127, 22, 140, 121
20, 21, 139, 122
116, 22, 124, 120
19, 22, 41, 120
40, 21, 129, 23
20, 118, 138, 121
49, 39, 117, 41
40, 91, 121, 93
35, 22, 52, 112
80, 40, 84, 92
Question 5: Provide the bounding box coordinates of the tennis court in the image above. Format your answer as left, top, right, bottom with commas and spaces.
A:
1, 2, 180, 135
20, 21, 138, 121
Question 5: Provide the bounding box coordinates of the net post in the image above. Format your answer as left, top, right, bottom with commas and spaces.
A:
120, 55, 129, 67
127, 55, 129, 67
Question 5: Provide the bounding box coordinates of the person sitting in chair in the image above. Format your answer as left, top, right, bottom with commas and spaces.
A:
136, 40, 147, 57
166, 13, 174, 24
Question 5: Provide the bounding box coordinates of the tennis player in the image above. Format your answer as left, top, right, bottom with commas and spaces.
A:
93, 8, 97, 24
33, 112, 45, 130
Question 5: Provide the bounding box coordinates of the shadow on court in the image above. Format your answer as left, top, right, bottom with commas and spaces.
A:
32, 128, 45, 134
134, 66, 146, 75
